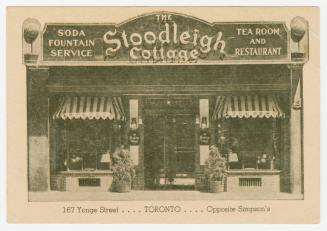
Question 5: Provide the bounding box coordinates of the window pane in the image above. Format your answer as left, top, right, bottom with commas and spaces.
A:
97, 151, 111, 170
82, 152, 97, 170
56, 120, 116, 172
228, 119, 273, 169
68, 153, 83, 170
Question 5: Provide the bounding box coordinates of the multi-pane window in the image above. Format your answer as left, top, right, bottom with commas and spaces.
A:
55, 120, 121, 172
227, 118, 277, 169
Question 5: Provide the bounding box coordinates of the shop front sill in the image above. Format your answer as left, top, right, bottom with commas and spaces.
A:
56, 170, 113, 176
226, 169, 281, 175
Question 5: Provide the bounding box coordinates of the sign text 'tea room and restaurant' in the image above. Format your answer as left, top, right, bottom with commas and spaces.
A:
42, 13, 289, 63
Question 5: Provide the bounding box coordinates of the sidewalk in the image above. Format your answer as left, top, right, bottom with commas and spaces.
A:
29, 190, 303, 202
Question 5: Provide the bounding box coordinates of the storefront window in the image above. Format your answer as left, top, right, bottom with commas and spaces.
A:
56, 120, 121, 172
225, 118, 277, 169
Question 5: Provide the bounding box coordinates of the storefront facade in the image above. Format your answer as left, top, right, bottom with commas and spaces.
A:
25, 12, 308, 196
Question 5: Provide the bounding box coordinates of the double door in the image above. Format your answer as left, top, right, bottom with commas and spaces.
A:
144, 113, 195, 189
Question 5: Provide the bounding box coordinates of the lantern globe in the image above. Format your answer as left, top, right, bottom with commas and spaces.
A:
23, 18, 41, 44
290, 16, 307, 43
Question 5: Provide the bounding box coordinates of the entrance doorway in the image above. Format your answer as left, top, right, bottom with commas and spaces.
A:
144, 97, 196, 190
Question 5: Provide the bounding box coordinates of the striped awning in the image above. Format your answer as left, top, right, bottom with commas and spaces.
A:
212, 95, 285, 120
53, 96, 126, 120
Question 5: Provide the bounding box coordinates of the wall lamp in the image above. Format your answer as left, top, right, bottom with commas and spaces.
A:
130, 117, 138, 130
201, 117, 208, 129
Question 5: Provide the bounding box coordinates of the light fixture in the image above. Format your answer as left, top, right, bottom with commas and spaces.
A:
195, 115, 200, 124
138, 117, 143, 125
130, 117, 138, 130
113, 121, 122, 132
290, 16, 308, 60
23, 18, 41, 64
201, 117, 208, 129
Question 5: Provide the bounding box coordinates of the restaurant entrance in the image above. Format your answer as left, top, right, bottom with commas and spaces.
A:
143, 97, 196, 190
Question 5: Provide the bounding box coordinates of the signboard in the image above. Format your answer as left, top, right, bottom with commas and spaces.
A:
199, 130, 211, 145
42, 12, 289, 63
128, 130, 140, 145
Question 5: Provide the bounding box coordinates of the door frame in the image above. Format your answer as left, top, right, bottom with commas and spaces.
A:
142, 96, 197, 189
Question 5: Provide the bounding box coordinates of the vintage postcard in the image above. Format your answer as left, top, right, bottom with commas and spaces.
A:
7, 6, 320, 223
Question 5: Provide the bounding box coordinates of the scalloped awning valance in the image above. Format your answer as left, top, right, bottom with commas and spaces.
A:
212, 95, 285, 120
53, 96, 126, 120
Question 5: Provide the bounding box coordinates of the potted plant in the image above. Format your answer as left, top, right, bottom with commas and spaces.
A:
111, 146, 135, 193
204, 145, 227, 193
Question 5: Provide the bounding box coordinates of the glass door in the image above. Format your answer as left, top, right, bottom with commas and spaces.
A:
171, 115, 195, 179
144, 113, 195, 190
144, 114, 165, 189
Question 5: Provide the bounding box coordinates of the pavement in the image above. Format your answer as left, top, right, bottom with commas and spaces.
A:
29, 190, 304, 201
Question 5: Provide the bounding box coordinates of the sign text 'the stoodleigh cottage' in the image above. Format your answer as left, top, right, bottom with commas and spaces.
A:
42, 13, 289, 63
102, 21, 225, 62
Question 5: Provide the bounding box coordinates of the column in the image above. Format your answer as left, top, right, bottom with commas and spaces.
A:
195, 98, 210, 190
27, 67, 50, 191
289, 64, 303, 194
129, 99, 139, 165
199, 98, 210, 164
128, 98, 144, 190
